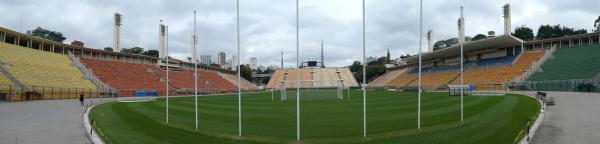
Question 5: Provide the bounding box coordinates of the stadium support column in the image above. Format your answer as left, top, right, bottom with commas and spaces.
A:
236, 0, 242, 137
114, 13, 122, 52
521, 42, 524, 54
362, 0, 367, 138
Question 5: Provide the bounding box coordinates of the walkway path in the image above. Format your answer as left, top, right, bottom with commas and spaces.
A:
0, 100, 90, 144
530, 92, 600, 144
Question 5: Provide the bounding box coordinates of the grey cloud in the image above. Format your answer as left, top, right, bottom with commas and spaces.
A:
0, 0, 597, 68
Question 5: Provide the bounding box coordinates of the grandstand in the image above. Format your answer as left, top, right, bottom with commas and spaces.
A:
146, 66, 238, 92
0, 42, 98, 100
451, 51, 544, 84
369, 30, 600, 92
528, 44, 600, 81
0, 26, 259, 100
266, 67, 358, 89
79, 58, 170, 96
220, 73, 260, 91
80, 57, 249, 96
368, 35, 532, 90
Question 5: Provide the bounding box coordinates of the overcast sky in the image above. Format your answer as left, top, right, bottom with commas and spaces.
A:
0, 0, 598, 67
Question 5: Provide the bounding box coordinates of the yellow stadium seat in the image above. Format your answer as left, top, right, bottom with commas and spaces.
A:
0, 42, 97, 90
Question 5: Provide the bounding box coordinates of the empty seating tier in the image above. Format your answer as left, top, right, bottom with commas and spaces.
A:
220, 73, 259, 91
450, 51, 543, 84
147, 66, 237, 91
0, 74, 11, 84
373, 51, 545, 89
0, 42, 97, 89
80, 58, 169, 92
81, 57, 238, 96
266, 68, 358, 89
528, 44, 600, 81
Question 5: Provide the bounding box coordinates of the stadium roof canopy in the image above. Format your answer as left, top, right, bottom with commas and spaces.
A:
404, 35, 524, 63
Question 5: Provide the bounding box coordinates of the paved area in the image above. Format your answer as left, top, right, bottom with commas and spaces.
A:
530, 92, 600, 144
0, 100, 90, 144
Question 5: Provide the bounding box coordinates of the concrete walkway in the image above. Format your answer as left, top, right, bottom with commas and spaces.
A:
531, 92, 600, 144
0, 100, 90, 144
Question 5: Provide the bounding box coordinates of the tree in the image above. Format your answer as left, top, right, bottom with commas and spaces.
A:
433, 38, 458, 51
349, 57, 387, 83
120, 47, 144, 54
386, 49, 391, 64
400, 54, 413, 59
573, 29, 587, 35
26, 27, 66, 42
349, 61, 363, 82
142, 50, 159, 57
595, 16, 600, 32
239, 64, 253, 82
261, 76, 271, 84
471, 34, 487, 41
537, 24, 588, 40
513, 25, 534, 41
103, 47, 113, 51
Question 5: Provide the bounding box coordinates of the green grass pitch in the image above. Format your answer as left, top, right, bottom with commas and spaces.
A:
89, 90, 540, 144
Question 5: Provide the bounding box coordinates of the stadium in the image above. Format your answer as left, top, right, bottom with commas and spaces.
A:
0, 1, 599, 144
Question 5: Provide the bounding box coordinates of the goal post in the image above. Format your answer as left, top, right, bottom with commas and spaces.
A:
277, 79, 347, 101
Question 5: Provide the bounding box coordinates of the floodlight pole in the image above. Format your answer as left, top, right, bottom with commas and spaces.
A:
417, 0, 422, 130
459, 6, 465, 123
296, 0, 301, 141
193, 10, 199, 130
236, 0, 242, 137
362, 0, 367, 138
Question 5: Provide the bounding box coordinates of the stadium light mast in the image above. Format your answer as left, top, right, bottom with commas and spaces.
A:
417, 0, 423, 130
193, 11, 199, 130
321, 39, 324, 68
295, 0, 301, 141
236, 0, 242, 137
458, 6, 465, 123
114, 13, 122, 52
362, 0, 367, 138
427, 30, 433, 52
503, 4, 511, 36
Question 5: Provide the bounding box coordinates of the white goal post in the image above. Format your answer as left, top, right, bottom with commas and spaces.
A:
277, 79, 347, 101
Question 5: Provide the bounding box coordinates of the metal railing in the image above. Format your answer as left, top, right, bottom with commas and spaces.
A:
68, 51, 115, 93
514, 46, 557, 82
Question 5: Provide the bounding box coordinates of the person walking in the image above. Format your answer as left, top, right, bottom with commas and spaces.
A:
79, 92, 84, 106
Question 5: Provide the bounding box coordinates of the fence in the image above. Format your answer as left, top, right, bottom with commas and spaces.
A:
510, 79, 600, 92
0, 83, 263, 102
373, 79, 600, 93
0, 84, 105, 102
